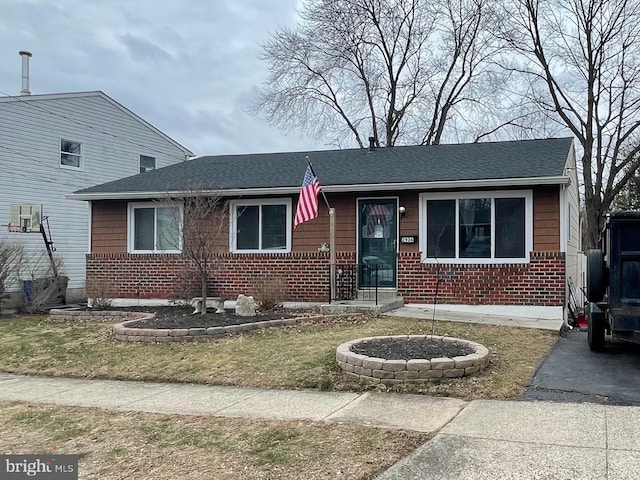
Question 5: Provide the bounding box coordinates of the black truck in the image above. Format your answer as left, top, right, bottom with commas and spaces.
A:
586, 210, 640, 351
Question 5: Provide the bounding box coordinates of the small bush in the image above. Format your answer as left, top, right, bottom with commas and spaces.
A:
86, 277, 114, 310
251, 276, 288, 312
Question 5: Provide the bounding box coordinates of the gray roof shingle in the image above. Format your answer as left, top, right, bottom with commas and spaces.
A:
73, 137, 573, 196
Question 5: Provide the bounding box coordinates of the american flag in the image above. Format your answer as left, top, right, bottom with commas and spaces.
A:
294, 165, 321, 228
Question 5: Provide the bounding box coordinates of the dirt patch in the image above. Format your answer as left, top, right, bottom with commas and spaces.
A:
351, 337, 475, 360
110, 306, 316, 329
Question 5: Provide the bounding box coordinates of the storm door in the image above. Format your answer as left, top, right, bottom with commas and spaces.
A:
357, 198, 398, 287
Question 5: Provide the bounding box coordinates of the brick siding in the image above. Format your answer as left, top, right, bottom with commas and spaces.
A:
87, 250, 565, 306
397, 251, 565, 306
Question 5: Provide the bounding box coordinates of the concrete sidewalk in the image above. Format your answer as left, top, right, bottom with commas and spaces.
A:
0, 373, 464, 433
386, 304, 565, 331
2, 374, 638, 479
376, 400, 640, 480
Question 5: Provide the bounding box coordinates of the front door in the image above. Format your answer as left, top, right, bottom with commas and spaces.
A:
358, 198, 397, 287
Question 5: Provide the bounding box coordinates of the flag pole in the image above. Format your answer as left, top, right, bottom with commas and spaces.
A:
306, 156, 336, 302
306, 157, 331, 210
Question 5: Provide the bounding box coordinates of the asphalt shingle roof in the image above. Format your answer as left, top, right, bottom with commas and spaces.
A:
74, 137, 573, 196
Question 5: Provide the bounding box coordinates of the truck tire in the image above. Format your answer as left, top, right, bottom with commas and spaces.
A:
587, 302, 606, 352
586, 249, 606, 302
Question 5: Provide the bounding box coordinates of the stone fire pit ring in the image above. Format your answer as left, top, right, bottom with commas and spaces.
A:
336, 335, 490, 385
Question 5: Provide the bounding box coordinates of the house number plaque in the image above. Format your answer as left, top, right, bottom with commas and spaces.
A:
400, 235, 417, 244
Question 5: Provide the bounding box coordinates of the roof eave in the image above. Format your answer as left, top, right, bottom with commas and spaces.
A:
67, 175, 570, 201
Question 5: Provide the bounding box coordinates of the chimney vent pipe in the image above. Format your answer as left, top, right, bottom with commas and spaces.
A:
368, 136, 376, 151
19, 50, 32, 96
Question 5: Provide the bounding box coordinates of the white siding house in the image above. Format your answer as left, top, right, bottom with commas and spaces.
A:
0, 91, 193, 303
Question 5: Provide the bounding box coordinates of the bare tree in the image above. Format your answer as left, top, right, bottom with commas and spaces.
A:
254, 0, 508, 147
501, 0, 640, 247
162, 190, 227, 314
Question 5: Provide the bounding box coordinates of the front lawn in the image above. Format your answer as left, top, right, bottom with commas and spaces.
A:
0, 314, 557, 399
0, 401, 428, 480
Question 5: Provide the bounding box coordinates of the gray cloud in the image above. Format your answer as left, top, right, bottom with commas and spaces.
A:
119, 33, 175, 64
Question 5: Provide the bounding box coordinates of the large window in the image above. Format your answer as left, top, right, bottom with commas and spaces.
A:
230, 199, 292, 253
60, 139, 82, 170
128, 203, 181, 253
420, 191, 532, 263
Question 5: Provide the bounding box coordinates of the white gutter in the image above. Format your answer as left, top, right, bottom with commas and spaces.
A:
66, 175, 570, 201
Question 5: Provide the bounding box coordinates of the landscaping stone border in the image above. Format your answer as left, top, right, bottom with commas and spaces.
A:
336, 335, 490, 385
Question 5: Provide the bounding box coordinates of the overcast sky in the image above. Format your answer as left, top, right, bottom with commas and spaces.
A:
0, 0, 330, 157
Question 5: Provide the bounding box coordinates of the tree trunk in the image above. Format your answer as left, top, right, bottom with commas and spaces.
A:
200, 268, 207, 315
583, 193, 606, 249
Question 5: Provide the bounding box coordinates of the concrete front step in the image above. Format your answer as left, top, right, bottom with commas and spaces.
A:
356, 289, 398, 302
321, 297, 404, 315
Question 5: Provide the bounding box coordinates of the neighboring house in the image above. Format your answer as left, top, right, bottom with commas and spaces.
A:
0, 90, 193, 303
70, 137, 580, 316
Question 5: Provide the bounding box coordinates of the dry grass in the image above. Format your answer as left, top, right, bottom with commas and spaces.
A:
0, 401, 428, 480
0, 314, 558, 400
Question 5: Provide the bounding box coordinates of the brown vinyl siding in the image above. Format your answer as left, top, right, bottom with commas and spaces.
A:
292, 194, 355, 251
397, 194, 420, 253
91, 201, 127, 253
533, 187, 560, 251
89, 186, 562, 255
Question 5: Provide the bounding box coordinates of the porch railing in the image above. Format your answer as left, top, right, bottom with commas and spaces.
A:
329, 263, 385, 304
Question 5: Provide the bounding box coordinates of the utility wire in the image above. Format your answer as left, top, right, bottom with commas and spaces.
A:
0, 143, 95, 190
0, 90, 193, 161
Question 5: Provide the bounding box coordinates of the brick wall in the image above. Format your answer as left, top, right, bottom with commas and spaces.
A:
87, 250, 564, 306
397, 251, 565, 306
87, 252, 355, 302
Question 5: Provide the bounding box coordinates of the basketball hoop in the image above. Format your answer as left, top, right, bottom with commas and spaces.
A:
1, 224, 25, 233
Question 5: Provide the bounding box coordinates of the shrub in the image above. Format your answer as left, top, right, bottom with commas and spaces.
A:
86, 277, 114, 310
251, 276, 288, 312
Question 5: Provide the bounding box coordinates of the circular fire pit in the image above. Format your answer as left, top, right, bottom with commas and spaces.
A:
336, 335, 490, 385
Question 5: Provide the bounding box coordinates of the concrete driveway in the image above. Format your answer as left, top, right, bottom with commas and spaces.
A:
523, 328, 640, 405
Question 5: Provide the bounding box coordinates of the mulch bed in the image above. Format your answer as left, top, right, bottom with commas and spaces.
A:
118, 306, 315, 329
350, 337, 475, 360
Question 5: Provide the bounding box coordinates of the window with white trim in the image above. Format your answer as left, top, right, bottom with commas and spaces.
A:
128, 203, 181, 253
60, 139, 82, 170
139, 155, 156, 173
420, 190, 533, 263
230, 199, 292, 253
